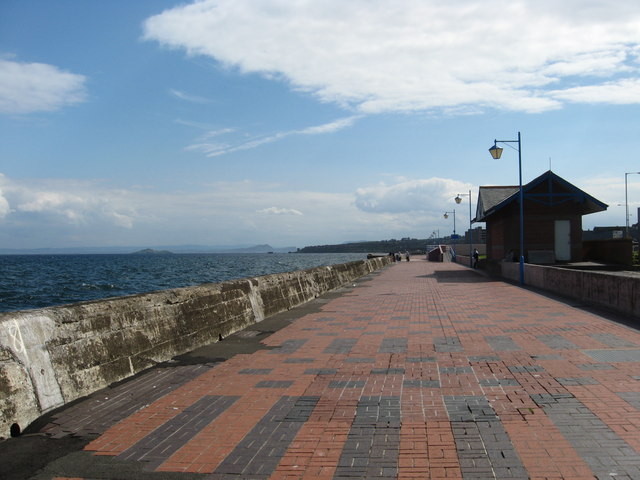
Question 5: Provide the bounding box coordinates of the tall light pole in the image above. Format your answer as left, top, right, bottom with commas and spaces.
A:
455, 190, 473, 267
489, 131, 524, 285
625, 172, 640, 238
444, 210, 456, 260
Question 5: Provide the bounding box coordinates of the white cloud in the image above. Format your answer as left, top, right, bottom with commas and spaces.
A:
0, 172, 634, 249
258, 207, 303, 215
1, 177, 136, 228
143, 0, 640, 115
549, 78, 640, 104
186, 115, 359, 157
0, 58, 87, 114
355, 177, 473, 214
170, 89, 212, 103
0, 190, 10, 220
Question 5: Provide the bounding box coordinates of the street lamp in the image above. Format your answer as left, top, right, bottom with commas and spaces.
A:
455, 191, 473, 268
444, 210, 457, 259
625, 172, 640, 238
443, 210, 456, 235
489, 131, 524, 285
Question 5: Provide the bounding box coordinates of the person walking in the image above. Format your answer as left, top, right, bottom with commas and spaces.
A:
472, 248, 479, 268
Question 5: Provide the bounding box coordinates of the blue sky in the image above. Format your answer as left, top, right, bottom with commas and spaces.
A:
2, 0, 640, 250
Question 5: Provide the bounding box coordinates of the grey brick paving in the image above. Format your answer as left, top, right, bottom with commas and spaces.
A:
209, 396, 319, 480
531, 393, 640, 479
333, 396, 401, 479
41, 364, 215, 438
583, 349, 640, 363
484, 335, 521, 351
444, 395, 527, 479
479, 378, 520, 387
255, 380, 294, 388
329, 380, 366, 389
536, 334, 579, 349
577, 363, 614, 371
589, 333, 638, 348
378, 337, 408, 353
118, 395, 239, 470
324, 337, 358, 354
283, 357, 315, 363
371, 368, 405, 375
406, 356, 436, 362
270, 339, 307, 354
303, 368, 338, 375
434, 336, 463, 352
468, 356, 500, 362
556, 377, 599, 386
403, 379, 440, 388
616, 392, 640, 410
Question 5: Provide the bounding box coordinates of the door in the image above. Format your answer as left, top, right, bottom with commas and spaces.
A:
554, 220, 571, 261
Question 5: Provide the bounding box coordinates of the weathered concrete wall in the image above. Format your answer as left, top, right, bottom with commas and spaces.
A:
499, 261, 640, 319
0, 257, 391, 439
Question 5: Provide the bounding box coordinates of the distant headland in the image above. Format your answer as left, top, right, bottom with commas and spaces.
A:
130, 248, 174, 255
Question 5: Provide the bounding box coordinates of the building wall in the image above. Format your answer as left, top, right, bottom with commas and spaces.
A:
486, 200, 585, 262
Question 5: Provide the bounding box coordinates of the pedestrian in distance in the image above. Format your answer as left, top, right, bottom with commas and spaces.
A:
473, 248, 479, 268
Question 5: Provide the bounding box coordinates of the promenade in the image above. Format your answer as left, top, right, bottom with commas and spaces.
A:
4, 258, 640, 479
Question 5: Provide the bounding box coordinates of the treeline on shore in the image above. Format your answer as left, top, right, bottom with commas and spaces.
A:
297, 238, 431, 254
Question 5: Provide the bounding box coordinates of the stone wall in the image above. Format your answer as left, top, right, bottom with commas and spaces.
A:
0, 257, 391, 439
499, 261, 640, 319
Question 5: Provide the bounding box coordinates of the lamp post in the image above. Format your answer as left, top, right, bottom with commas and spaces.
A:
444, 210, 456, 259
625, 172, 640, 238
489, 131, 524, 285
455, 190, 473, 267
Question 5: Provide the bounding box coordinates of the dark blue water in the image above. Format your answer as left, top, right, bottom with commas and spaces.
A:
0, 253, 367, 312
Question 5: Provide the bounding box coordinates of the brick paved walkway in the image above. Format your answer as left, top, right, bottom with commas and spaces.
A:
29, 259, 640, 479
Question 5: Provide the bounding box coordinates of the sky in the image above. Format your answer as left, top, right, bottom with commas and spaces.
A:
2, 0, 640, 250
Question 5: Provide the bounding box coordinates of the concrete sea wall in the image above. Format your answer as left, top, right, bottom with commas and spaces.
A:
499, 261, 640, 318
0, 257, 391, 439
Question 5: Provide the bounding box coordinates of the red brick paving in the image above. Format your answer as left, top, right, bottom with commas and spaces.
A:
77, 258, 640, 478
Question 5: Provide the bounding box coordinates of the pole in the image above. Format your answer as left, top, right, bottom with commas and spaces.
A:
468, 189, 473, 268
517, 132, 524, 285
626, 172, 640, 239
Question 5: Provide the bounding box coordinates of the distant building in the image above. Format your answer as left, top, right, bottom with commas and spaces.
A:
464, 226, 486, 244
475, 171, 607, 263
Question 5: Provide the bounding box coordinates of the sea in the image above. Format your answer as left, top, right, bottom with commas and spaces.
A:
0, 252, 368, 313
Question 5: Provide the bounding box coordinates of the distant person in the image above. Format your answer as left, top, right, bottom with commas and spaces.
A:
405, 251, 410, 261
473, 248, 479, 268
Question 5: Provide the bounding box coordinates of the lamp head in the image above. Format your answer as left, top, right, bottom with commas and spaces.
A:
443, 213, 448, 219
489, 143, 503, 159
455, 195, 462, 204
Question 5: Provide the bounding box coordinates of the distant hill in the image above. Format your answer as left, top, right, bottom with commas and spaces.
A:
130, 248, 173, 255
298, 238, 430, 254
0, 244, 298, 255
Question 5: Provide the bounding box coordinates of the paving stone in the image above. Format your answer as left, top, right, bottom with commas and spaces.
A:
484, 335, 521, 351
378, 337, 408, 353
531, 393, 640, 478
35, 258, 640, 480
324, 338, 358, 354
210, 396, 319, 479
582, 349, 640, 362
118, 395, 239, 469
536, 334, 579, 349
